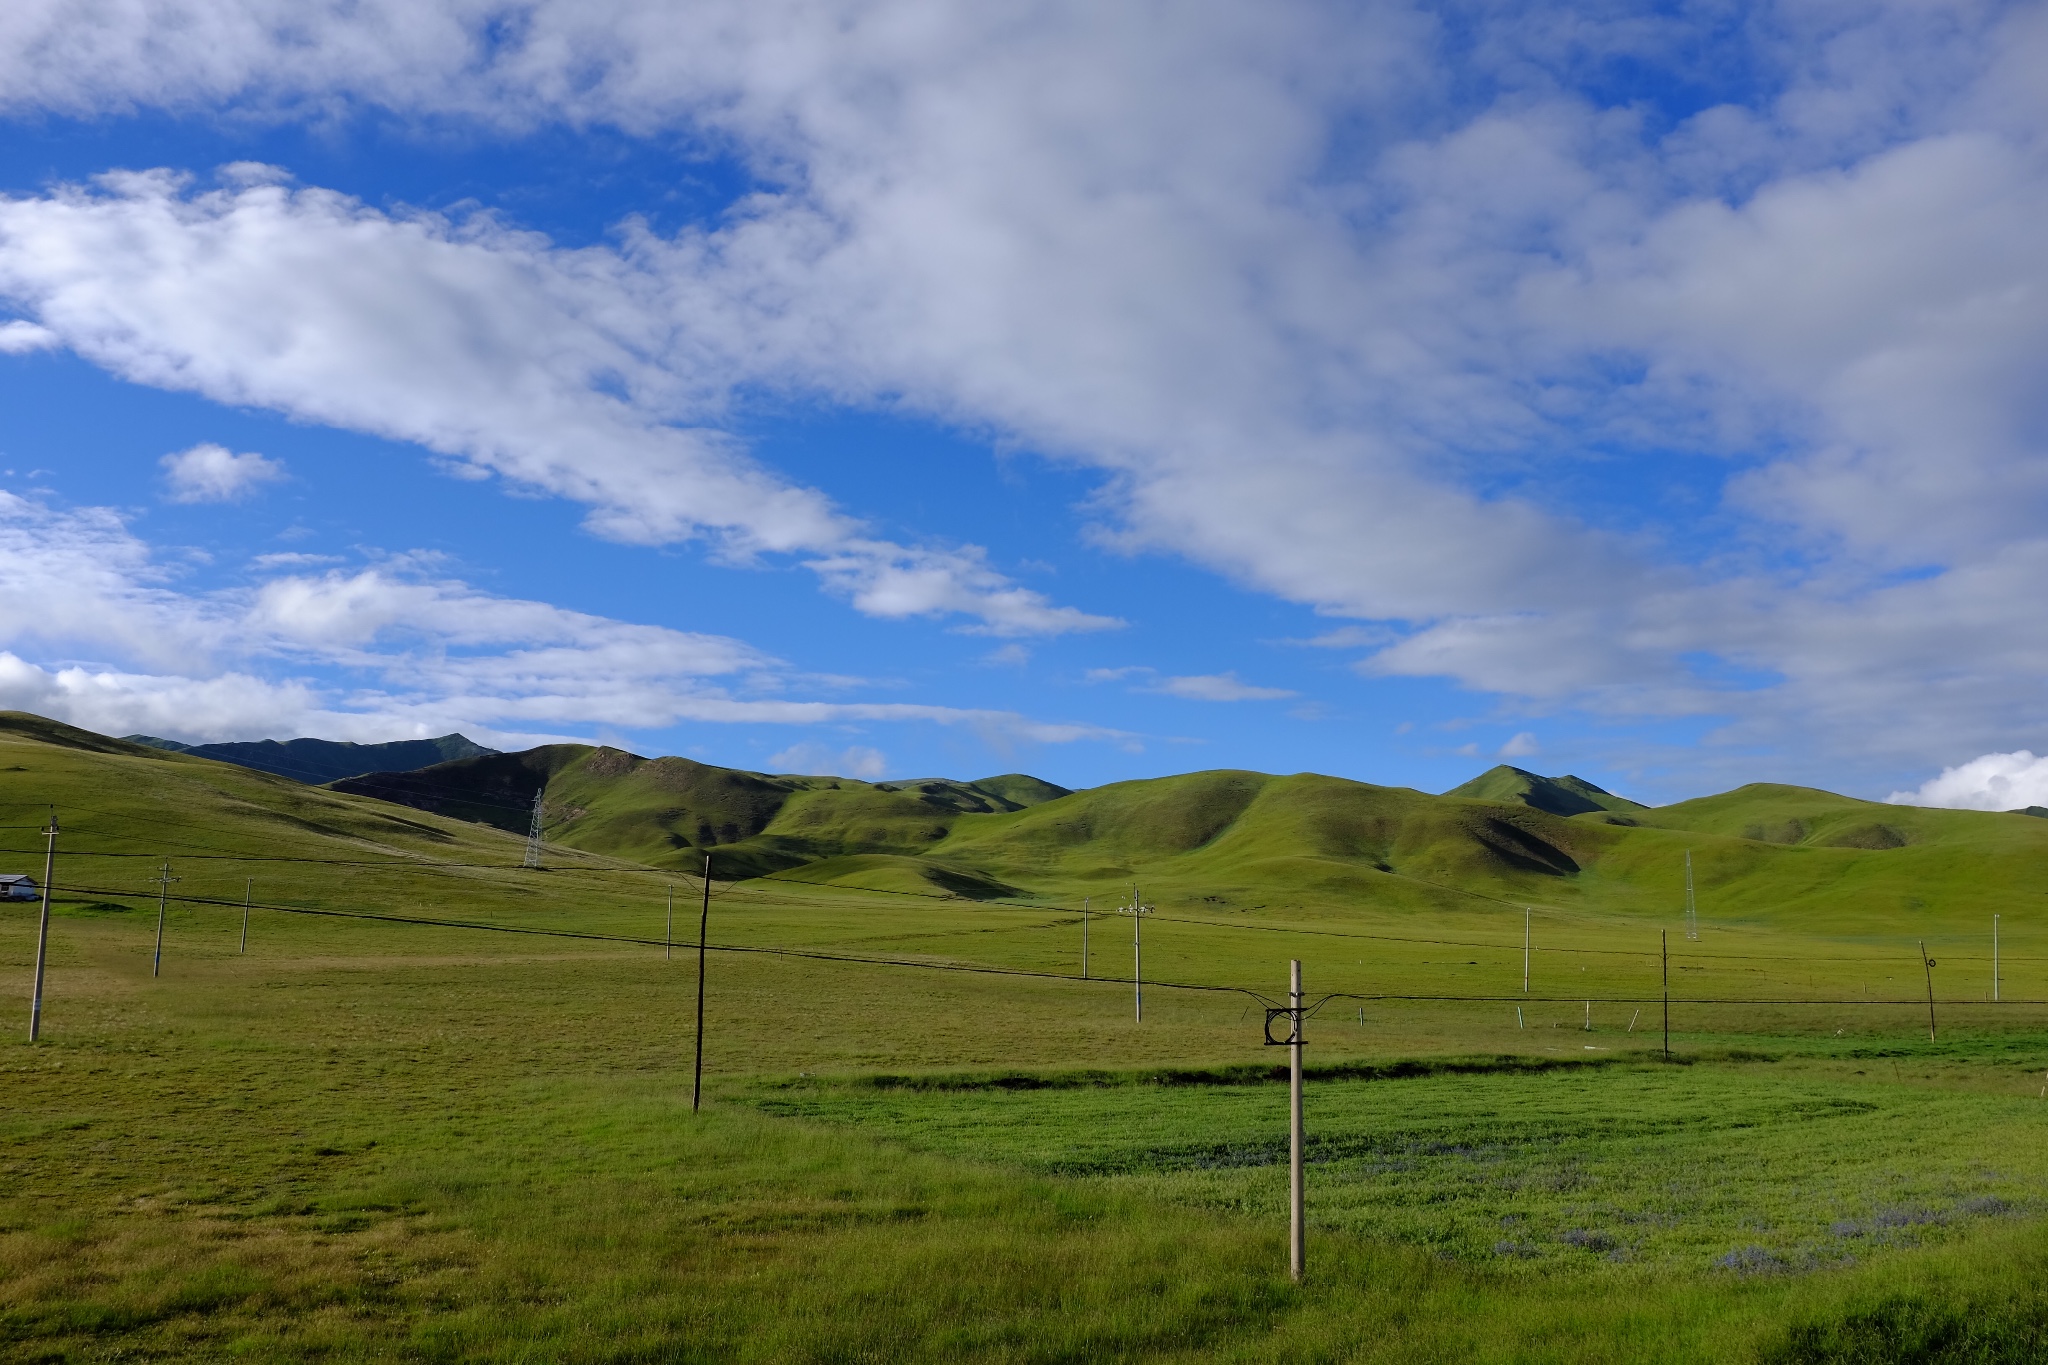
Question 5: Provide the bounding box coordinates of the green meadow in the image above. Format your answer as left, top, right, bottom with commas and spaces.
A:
6, 712, 2048, 1360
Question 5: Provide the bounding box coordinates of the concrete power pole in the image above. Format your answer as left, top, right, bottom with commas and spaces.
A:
1262, 959, 1309, 1281
150, 862, 179, 977
693, 854, 711, 1112
1118, 886, 1154, 1020
1289, 959, 1305, 1283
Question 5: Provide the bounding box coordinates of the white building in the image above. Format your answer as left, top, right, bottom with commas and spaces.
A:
0, 874, 37, 901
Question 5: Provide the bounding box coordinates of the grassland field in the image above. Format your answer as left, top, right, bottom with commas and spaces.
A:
6, 718, 2048, 1360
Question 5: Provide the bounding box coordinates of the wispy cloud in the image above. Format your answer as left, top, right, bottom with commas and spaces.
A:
0, 491, 1133, 749
1086, 665, 1295, 702
768, 743, 888, 781
1498, 731, 1539, 759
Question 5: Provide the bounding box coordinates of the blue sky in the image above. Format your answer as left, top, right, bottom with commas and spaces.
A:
1, 2, 2046, 809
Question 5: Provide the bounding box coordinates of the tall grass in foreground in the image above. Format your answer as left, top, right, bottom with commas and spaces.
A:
9, 1090, 2048, 1362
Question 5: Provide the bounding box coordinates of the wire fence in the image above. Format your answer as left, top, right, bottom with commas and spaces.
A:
4, 842, 2030, 958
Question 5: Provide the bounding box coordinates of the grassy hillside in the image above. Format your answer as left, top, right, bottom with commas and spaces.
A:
0, 711, 671, 938
332, 748, 1074, 877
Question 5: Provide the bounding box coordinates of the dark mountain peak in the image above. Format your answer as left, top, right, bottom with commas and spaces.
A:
129, 732, 501, 785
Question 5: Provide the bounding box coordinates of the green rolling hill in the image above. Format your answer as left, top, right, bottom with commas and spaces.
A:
9, 710, 2048, 941
313, 727, 2048, 937
1444, 764, 1647, 819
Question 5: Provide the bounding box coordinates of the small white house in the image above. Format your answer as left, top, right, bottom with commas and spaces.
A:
0, 874, 37, 901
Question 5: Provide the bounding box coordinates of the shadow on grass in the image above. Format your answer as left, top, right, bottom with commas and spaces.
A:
1765, 1293, 2048, 1364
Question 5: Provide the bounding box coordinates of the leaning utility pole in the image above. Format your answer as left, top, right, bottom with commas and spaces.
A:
666, 884, 674, 962
1118, 886, 1154, 1020
150, 862, 179, 978
693, 853, 711, 1113
523, 785, 546, 868
240, 877, 251, 954
1920, 942, 1938, 1042
27, 809, 56, 1041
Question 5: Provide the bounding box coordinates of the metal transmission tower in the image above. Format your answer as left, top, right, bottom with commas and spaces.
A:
1117, 885, 1155, 1020
1683, 849, 1699, 942
523, 785, 546, 868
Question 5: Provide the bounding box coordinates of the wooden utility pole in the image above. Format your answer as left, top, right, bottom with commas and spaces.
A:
27, 810, 56, 1041
665, 883, 674, 962
693, 854, 711, 1112
1920, 942, 1937, 1042
1993, 914, 2000, 1002
1081, 896, 1090, 979
150, 862, 178, 978
1661, 930, 1670, 1061
1289, 959, 1305, 1283
240, 878, 251, 953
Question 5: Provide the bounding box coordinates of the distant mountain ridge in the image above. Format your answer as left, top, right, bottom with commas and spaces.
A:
15, 710, 2048, 927
330, 746, 1075, 882
124, 733, 497, 785
1443, 765, 1647, 819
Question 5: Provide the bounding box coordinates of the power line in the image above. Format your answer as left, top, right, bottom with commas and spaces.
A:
54, 879, 2044, 1012
31, 862, 2046, 966
55, 880, 1279, 1005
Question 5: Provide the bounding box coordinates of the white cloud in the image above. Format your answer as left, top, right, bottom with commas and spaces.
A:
1888, 752, 2048, 812
1498, 732, 1539, 759
0, 171, 1113, 637
767, 742, 887, 781
160, 442, 284, 502
0, 490, 1130, 749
